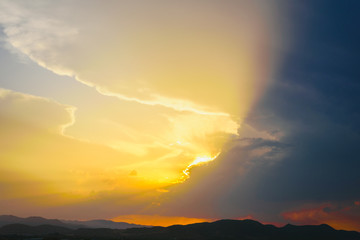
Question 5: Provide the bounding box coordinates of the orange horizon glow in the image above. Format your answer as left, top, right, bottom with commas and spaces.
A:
111, 214, 216, 227
282, 203, 360, 232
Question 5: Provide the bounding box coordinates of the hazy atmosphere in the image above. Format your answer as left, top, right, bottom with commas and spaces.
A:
0, 0, 359, 232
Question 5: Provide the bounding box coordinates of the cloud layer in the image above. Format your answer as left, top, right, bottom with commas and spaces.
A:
0, 0, 284, 186
1, 0, 358, 231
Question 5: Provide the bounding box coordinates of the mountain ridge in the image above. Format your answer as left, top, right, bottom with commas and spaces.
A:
0, 215, 147, 229
0, 217, 359, 240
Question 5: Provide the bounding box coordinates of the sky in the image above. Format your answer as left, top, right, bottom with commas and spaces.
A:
0, 0, 359, 231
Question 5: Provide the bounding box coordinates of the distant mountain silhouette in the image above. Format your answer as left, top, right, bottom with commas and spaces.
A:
0, 223, 72, 235
0, 215, 71, 228
0, 215, 147, 229
0, 219, 359, 240
63, 219, 148, 229
119, 220, 360, 240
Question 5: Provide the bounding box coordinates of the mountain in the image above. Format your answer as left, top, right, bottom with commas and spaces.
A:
0, 215, 147, 229
0, 223, 72, 235
0, 215, 71, 228
63, 219, 148, 229
0, 219, 359, 240
120, 220, 360, 240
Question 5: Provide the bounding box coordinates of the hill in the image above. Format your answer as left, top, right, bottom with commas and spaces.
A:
0, 215, 146, 229
0, 219, 359, 240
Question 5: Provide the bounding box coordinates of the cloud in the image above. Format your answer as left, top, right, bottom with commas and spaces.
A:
129, 170, 138, 177
0, 88, 170, 218
0, 88, 75, 133
0, 89, 240, 220
0, 0, 286, 188
0, 0, 283, 116
133, 1, 360, 225
0, 86, 289, 220
145, 136, 290, 220
0, 1, 358, 230
0, 88, 291, 221
282, 202, 360, 231
0, 0, 78, 77
153, 67, 360, 223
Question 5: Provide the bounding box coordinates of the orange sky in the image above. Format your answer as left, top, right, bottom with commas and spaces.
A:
112, 215, 215, 227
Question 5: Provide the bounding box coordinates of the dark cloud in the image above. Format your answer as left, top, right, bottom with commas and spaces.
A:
249, 0, 360, 203
158, 0, 360, 226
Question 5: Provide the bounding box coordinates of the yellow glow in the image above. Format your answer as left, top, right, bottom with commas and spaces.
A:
178, 153, 220, 183
0, 0, 284, 218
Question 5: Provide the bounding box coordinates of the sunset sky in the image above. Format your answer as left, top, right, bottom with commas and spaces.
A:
0, 0, 359, 231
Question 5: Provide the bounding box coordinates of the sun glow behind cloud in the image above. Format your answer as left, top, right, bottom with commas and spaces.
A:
0, 0, 285, 219
178, 153, 220, 183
